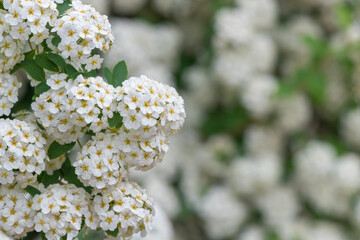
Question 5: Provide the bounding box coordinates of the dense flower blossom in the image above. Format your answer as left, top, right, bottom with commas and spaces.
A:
94, 180, 155, 238
52, 0, 113, 70
0, 184, 36, 238
0, 119, 48, 187
0, 73, 21, 116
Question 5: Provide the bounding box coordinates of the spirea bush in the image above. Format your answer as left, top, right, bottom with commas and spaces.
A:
0, 0, 186, 239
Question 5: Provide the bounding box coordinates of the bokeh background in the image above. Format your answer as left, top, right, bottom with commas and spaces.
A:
6, 0, 360, 239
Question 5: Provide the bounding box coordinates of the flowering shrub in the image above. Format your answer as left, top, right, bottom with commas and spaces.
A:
0, 0, 185, 239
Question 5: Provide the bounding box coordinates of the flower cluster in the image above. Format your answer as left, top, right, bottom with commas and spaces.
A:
74, 132, 128, 189
32, 74, 118, 144
94, 180, 154, 238
0, 0, 186, 239
0, 73, 21, 116
0, 118, 48, 187
32, 184, 92, 240
0, 184, 36, 238
52, 0, 113, 71
119, 75, 185, 133
32, 75, 85, 144
2, 0, 59, 47
0, 10, 25, 73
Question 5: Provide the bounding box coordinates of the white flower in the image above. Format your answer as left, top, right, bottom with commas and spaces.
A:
94, 180, 154, 238
33, 184, 93, 239
74, 132, 128, 189
0, 184, 37, 238
0, 118, 48, 186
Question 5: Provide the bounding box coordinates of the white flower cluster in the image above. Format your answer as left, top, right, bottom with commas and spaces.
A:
341, 108, 360, 149
52, 0, 113, 71
295, 141, 360, 217
227, 154, 281, 197
212, 0, 278, 119
197, 186, 247, 239
74, 132, 128, 189
2, 0, 59, 47
0, 184, 36, 238
117, 76, 185, 170
32, 184, 92, 240
105, 19, 181, 86
0, 118, 48, 187
112, 0, 192, 17
11, 110, 67, 175
0, 9, 24, 73
119, 75, 185, 134
0, 73, 21, 116
94, 180, 154, 238
32, 74, 116, 144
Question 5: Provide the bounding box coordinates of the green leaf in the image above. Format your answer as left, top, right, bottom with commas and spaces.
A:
66, 64, 80, 79
61, 157, 92, 193
51, 35, 61, 47
0, 2, 4, 10
57, 0, 72, 16
302, 35, 329, 63
335, 4, 353, 29
103, 67, 112, 83
34, 81, 50, 96
202, 105, 248, 137
76, 227, 88, 240
35, 53, 59, 72
106, 228, 119, 237
85, 130, 96, 136
25, 50, 36, 59
25, 185, 41, 197
83, 70, 97, 78
22, 59, 46, 82
47, 53, 67, 72
38, 171, 60, 187
108, 112, 123, 129
297, 68, 326, 105
41, 232, 47, 240
48, 141, 76, 159
111, 61, 128, 87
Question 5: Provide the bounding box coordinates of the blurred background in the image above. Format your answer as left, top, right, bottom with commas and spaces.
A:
8, 0, 360, 239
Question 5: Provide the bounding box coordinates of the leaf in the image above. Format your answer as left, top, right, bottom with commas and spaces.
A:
202, 105, 248, 137
25, 50, 36, 59
111, 61, 128, 87
51, 35, 61, 47
108, 112, 123, 129
85, 130, 96, 136
48, 141, 76, 159
76, 227, 88, 240
11, 50, 36, 74
61, 157, 92, 194
66, 64, 80, 79
57, 0, 72, 16
47, 53, 67, 72
22, 59, 46, 82
35, 53, 59, 72
38, 171, 60, 187
297, 68, 326, 105
335, 4, 353, 29
41, 232, 47, 240
83, 70, 96, 78
103, 67, 112, 83
106, 228, 119, 237
25, 185, 41, 197
34, 81, 50, 96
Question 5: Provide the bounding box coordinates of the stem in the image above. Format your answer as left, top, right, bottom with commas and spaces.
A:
28, 40, 33, 51
36, 45, 40, 54
77, 139, 83, 149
